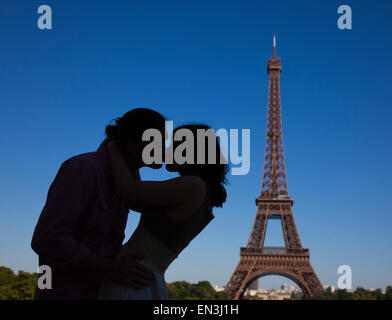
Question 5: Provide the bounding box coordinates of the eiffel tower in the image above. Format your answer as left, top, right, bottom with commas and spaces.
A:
225, 36, 324, 300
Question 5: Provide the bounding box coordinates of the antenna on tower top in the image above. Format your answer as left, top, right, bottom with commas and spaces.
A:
273, 34, 277, 56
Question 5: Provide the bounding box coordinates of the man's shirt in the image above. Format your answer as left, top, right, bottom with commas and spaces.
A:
32, 145, 129, 299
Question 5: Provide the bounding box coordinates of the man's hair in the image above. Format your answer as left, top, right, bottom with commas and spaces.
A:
105, 108, 165, 147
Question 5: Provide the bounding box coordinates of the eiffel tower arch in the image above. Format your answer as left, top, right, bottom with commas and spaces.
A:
225, 36, 324, 300
232, 270, 316, 300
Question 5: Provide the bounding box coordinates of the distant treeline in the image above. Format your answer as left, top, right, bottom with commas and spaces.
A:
1, 266, 391, 300
0, 266, 226, 300
0, 266, 37, 300
167, 281, 226, 300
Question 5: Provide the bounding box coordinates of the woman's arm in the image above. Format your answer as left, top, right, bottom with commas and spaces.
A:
107, 141, 206, 212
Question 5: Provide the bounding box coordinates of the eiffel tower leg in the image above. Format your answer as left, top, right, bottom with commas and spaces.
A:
300, 266, 324, 298
225, 260, 256, 300
281, 212, 302, 248
246, 212, 268, 248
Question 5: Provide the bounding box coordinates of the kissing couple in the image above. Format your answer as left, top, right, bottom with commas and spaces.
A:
31, 108, 228, 300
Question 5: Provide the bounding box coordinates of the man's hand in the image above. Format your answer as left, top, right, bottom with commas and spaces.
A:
106, 254, 155, 289
77, 253, 155, 290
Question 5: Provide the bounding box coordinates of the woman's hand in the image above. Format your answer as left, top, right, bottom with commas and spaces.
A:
76, 253, 154, 289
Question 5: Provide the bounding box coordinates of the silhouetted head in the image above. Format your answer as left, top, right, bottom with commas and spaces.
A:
166, 124, 229, 208
105, 108, 166, 169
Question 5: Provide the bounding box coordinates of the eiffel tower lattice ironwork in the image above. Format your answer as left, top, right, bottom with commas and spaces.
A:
225, 36, 324, 300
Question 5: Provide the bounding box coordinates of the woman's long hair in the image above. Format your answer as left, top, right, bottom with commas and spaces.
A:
172, 124, 229, 208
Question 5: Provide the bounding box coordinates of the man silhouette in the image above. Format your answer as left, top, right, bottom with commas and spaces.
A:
31, 108, 166, 299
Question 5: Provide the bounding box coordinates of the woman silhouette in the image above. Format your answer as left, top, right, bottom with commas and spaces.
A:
98, 124, 228, 299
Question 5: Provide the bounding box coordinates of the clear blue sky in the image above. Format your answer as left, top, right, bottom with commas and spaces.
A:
1, 0, 392, 290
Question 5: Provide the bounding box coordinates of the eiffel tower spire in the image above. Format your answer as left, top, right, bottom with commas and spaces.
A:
272, 34, 276, 57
